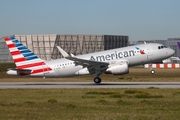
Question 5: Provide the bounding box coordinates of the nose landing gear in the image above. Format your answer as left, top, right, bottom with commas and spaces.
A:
149, 64, 155, 74
151, 70, 155, 74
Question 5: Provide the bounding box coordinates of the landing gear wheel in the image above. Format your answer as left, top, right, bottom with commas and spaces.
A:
151, 70, 155, 74
94, 77, 101, 84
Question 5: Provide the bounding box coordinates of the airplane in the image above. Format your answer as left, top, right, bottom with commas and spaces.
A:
162, 57, 179, 63
4, 36, 175, 84
162, 42, 180, 63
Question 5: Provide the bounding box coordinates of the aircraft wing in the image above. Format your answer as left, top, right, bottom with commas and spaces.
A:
171, 57, 180, 61
65, 56, 109, 67
65, 56, 110, 75
57, 45, 129, 74
65, 55, 129, 75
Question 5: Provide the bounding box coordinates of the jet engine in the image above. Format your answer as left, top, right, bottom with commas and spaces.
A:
105, 63, 129, 75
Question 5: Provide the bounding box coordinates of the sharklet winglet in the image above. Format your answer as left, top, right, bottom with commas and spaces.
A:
56, 46, 71, 58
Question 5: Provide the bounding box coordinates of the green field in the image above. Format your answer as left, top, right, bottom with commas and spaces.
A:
0, 88, 180, 120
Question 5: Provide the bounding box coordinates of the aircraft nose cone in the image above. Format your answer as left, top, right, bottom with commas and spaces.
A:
173, 49, 175, 54
168, 48, 175, 56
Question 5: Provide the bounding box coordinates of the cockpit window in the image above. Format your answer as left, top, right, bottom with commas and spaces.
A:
158, 46, 167, 49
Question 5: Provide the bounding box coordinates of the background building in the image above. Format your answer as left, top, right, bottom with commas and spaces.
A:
1, 34, 179, 63
0, 34, 128, 62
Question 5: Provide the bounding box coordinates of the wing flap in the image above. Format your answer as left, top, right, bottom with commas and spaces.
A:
66, 56, 108, 66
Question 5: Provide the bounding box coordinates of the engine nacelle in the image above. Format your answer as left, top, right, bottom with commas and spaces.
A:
105, 63, 129, 75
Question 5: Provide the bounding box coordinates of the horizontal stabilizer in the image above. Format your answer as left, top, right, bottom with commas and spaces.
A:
7, 68, 32, 71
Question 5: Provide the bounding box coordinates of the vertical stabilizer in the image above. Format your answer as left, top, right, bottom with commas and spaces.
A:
177, 42, 180, 49
4, 36, 52, 76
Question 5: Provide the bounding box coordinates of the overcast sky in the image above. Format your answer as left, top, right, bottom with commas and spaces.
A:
0, 0, 180, 41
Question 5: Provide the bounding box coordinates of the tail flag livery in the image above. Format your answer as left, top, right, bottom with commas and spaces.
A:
4, 36, 52, 76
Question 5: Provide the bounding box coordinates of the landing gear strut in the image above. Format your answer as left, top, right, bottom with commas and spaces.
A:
149, 64, 155, 74
94, 70, 102, 84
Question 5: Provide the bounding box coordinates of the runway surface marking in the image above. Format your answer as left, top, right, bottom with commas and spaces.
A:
0, 82, 180, 88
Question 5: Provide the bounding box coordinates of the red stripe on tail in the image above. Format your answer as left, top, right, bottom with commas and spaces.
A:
10, 51, 21, 56
14, 57, 26, 63
31, 67, 52, 74
7, 44, 16, 48
4, 37, 10, 41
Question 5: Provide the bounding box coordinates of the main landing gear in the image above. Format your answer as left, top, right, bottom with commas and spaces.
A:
94, 70, 102, 84
94, 77, 101, 84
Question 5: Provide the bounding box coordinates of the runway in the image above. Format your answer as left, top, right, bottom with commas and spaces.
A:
0, 82, 180, 88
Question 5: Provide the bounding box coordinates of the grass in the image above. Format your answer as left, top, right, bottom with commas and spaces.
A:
0, 88, 180, 119
0, 62, 15, 72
